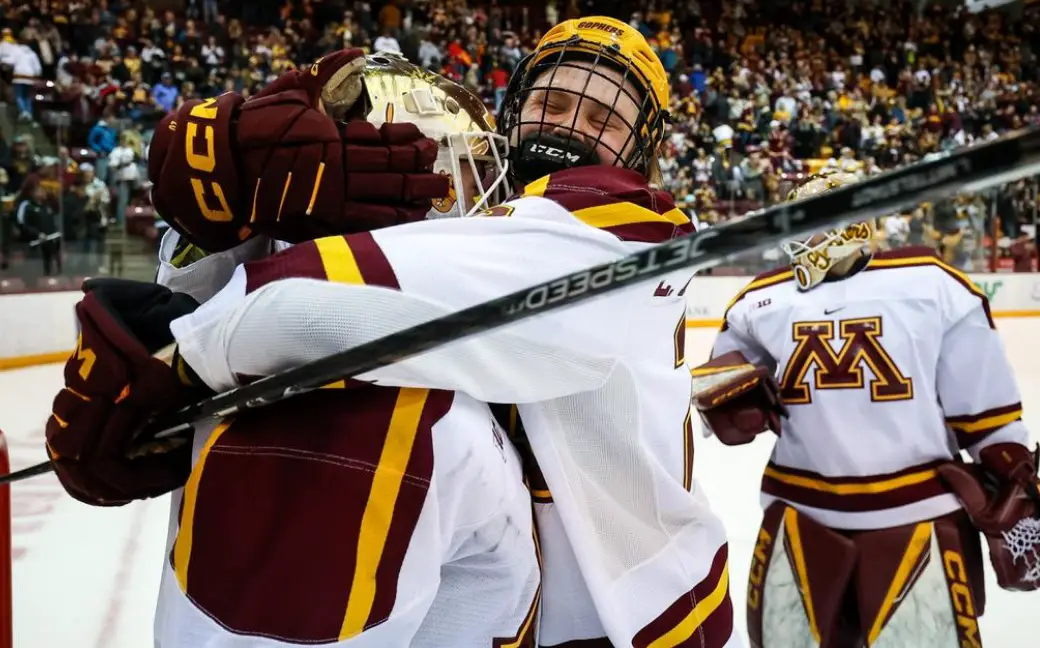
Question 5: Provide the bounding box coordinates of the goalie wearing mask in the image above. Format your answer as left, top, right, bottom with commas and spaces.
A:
692, 171, 1039, 647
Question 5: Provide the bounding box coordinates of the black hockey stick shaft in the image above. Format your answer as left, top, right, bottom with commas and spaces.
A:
5, 128, 1040, 485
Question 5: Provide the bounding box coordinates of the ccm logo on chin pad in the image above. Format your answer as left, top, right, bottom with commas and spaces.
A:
526, 143, 583, 164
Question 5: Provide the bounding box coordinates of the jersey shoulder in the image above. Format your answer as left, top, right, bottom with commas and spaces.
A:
865, 246, 993, 326
722, 265, 797, 322
513, 167, 694, 243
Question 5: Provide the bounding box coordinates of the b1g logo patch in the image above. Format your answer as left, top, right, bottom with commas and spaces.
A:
473, 205, 515, 218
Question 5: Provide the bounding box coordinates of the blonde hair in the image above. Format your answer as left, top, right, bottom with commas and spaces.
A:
646, 151, 664, 187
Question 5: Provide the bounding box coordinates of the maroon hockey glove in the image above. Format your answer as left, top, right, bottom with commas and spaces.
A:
45, 279, 203, 506
692, 351, 787, 446
937, 443, 1040, 591
149, 49, 449, 252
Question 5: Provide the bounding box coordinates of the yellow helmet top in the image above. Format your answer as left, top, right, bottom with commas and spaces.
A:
534, 17, 670, 118
498, 16, 671, 184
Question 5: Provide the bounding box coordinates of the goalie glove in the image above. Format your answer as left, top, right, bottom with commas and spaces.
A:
691, 351, 787, 446
149, 49, 449, 252
937, 443, 1040, 591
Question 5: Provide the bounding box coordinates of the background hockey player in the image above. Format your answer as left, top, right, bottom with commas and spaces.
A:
43, 50, 541, 647
691, 171, 1040, 647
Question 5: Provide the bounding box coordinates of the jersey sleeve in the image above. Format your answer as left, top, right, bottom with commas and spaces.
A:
169, 196, 644, 403
155, 229, 280, 303
709, 296, 776, 371
935, 274, 1029, 459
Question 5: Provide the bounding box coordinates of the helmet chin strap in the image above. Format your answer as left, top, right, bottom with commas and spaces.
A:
512, 132, 601, 186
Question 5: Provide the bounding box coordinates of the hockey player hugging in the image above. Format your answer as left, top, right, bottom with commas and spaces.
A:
41, 19, 747, 648
691, 171, 1040, 648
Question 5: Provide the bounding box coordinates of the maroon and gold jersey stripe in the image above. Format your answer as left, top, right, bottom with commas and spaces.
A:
521, 168, 693, 244
172, 419, 235, 594
170, 387, 453, 643
761, 460, 948, 513
631, 544, 734, 648
946, 402, 1023, 448
492, 583, 541, 648
244, 231, 400, 294
682, 406, 695, 492
341, 387, 446, 637
719, 268, 795, 331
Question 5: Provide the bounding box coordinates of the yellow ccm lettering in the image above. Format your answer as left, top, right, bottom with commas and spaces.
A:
189, 97, 219, 120
185, 122, 216, 173
74, 334, 96, 381
183, 97, 232, 222
190, 179, 234, 223
942, 550, 982, 648
747, 527, 773, 611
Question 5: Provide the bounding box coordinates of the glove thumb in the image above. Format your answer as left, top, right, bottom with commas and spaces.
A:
301, 49, 367, 121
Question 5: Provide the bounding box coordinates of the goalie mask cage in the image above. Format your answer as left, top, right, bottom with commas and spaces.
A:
0, 430, 10, 648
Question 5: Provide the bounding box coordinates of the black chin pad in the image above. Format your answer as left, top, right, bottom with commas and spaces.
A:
512, 132, 600, 186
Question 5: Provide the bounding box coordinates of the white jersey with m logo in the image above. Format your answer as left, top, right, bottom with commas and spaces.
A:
711, 247, 1029, 530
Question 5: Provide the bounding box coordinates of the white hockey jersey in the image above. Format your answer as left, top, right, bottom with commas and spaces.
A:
710, 248, 1030, 530
169, 169, 740, 648
153, 234, 540, 647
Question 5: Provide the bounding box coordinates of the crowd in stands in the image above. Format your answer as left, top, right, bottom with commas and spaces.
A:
0, 0, 1037, 286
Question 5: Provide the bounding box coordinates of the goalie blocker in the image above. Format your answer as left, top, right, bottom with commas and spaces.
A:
691, 350, 787, 446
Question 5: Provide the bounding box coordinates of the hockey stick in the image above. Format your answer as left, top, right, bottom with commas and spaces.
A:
29, 232, 62, 248
5, 128, 1040, 485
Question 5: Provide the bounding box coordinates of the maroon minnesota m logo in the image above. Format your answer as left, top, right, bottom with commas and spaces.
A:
779, 317, 913, 404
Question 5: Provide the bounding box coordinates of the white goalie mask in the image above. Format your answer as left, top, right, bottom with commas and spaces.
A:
780, 171, 876, 291
361, 53, 510, 219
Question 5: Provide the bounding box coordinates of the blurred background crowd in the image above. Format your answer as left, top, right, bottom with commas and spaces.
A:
0, 0, 1037, 290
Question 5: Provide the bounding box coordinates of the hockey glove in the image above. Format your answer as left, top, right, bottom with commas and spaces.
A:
937, 443, 1040, 591
692, 351, 787, 446
45, 279, 204, 506
149, 48, 449, 252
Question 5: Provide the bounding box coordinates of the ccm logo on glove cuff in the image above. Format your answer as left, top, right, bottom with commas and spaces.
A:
181, 97, 235, 224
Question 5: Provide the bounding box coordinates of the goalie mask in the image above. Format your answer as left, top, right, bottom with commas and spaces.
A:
362, 53, 509, 219
781, 171, 876, 291
498, 17, 670, 186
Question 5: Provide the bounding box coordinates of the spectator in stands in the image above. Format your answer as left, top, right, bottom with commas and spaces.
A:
19, 156, 62, 212
152, 72, 179, 113
88, 118, 117, 183
8, 35, 43, 121
489, 61, 509, 112
78, 163, 110, 272
1009, 234, 1036, 272
16, 185, 61, 276
108, 131, 140, 228
373, 27, 402, 54
0, 0, 1035, 282
62, 176, 88, 268
3, 135, 36, 201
